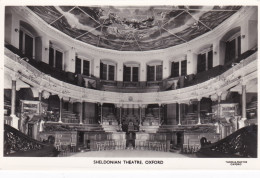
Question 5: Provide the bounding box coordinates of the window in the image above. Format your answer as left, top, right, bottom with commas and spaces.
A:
225, 33, 241, 63
49, 45, 63, 70
19, 28, 34, 59
147, 63, 162, 81
123, 65, 139, 82
100, 62, 115, 81
75, 56, 91, 76
197, 49, 213, 73
181, 60, 187, 76
171, 62, 179, 77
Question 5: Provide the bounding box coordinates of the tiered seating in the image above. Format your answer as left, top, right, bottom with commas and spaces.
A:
102, 112, 118, 125
61, 109, 79, 123
182, 113, 197, 125
143, 113, 159, 126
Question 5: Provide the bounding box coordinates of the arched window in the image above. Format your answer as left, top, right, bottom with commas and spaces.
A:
147, 61, 162, 81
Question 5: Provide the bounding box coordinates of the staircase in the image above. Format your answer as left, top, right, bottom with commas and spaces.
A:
4, 124, 59, 157
197, 125, 257, 158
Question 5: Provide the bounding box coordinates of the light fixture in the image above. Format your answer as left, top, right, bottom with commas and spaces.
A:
45, 47, 48, 51
14, 28, 19, 32
214, 51, 217, 55
242, 35, 246, 39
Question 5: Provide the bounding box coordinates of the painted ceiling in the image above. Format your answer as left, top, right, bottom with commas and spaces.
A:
27, 6, 241, 51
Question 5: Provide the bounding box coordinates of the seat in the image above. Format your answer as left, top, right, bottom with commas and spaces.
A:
96, 142, 101, 151
104, 141, 110, 150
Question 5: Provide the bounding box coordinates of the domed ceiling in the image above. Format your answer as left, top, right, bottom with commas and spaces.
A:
28, 6, 241, 51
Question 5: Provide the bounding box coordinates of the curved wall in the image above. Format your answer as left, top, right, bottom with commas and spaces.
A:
5, 6, 257, 81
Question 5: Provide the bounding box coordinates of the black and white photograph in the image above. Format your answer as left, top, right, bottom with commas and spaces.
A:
1, 0, 259, 170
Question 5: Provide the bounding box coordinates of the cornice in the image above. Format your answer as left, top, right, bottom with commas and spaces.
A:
9, 6, 256, 60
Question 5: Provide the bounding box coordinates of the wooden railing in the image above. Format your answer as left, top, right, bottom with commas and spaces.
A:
197, 125, 257, 158
4, 124, 59, 157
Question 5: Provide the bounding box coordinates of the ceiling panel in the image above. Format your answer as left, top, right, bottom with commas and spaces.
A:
28, 6, 242, 51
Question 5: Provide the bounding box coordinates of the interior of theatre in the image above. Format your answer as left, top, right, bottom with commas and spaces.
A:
3, 5, 258, 158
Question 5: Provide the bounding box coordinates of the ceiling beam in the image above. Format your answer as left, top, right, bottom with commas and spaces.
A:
49, 7, 76, 25
185, 10, 212, 31
162, 27, 187, 43
75, 25, 101, 39
76, 6, 101, 25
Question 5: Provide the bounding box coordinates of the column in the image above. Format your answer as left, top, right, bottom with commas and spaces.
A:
139, 105, 142, 126
158, 103, 161, 125
178, 102, 181, 125
163, 60, 170, 79
58, 96, 63, 123
93, 58, 101, 78
242, 85, 247, 119
197, 98, 201, 125
119, 105, 122, 130
117, 61, 123, 81
140, 61, 147, 82
100, 102, 103, 125
64, 47, 76, 72
38, 90, 42, 114
217, 93, 221, 119
10, 79, 19, 129
186, 50, 197, 75
11, 80, 16, 117
80, 101, 84, 124
213, 40, 225, 67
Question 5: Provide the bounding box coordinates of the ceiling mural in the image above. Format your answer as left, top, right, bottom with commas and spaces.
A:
27, 6, 241, 51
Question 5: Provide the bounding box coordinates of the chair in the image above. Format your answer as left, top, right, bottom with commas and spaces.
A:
104, 141, 110, 150
70, 143, 77, 152
110, 140, 116, 150
139, 141, 144, 150
96, 142, 101, 151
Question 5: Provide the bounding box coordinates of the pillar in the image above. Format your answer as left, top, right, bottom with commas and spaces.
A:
93, 58, 101, 78
80, 101, 84, 124
38, 90, 42, 114
140, 61, 147, 82
197, 98, 201, 125
217, 93, 221, 118
158, 103, 161, 125
178, 102, 181, 125
242, 85, 247, 119
139, 105, 142, 126
117, 61, 123, 81
10, 80, 19, 129
58, 96, 63, 123
163, 60, 170, 79
41, 35, 50, 64
64, 47, 76, 73
100, 103, 103, 125
119, 106, 122, 130
186, 50, 197, 75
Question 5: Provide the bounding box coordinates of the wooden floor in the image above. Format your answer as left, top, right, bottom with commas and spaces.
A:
69, 150, 189, 157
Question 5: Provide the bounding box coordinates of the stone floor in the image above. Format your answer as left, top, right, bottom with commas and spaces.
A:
69, 150, 190, 157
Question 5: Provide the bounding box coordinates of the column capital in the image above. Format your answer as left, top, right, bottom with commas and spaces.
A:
42, 90, 51, 99
58, 95, 63, 99
197, 97, 202, 101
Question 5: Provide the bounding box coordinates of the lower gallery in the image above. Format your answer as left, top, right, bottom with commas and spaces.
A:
3, 5, 258, 158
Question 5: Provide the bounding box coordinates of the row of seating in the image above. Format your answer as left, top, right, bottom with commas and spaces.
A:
95, 140, 126, 151
136, 141, 167, 152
